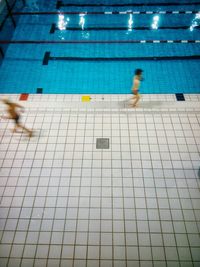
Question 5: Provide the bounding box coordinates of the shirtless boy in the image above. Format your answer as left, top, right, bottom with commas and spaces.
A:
1, 98, 33, 137
130, 68, 143, 107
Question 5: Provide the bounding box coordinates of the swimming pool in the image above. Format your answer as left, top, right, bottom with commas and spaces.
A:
0, 0, 200, 94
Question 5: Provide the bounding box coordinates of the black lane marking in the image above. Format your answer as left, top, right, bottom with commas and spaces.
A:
50, 24, 200, 33
176, 93, 185, 101
1, 40, 199, 44
46, 54, 200, 62
0, 47, 4, 58
50, 23, 56, 33
57, 0, 200, 8
37, 88, 43, 94
43, 51, 51, 65
56, 0, 61, 9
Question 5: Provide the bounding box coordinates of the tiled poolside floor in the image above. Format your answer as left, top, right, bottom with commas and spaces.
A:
0, 94, 200, 267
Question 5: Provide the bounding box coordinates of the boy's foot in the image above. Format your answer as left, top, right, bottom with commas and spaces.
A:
128, 103, 135, 107
132, 104, 139, 108
12, 129, 19, 133
28, 131, 33, 138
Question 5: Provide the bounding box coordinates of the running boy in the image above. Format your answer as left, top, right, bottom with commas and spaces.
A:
130, 68, 143, 107
1, 98, 33, 137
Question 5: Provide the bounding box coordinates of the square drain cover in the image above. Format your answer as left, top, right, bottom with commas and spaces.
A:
96, 138, 109, 149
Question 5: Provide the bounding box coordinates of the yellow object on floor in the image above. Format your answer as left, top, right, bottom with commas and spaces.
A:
82, 95, 91, 102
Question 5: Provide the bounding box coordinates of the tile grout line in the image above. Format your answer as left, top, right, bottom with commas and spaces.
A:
59, 110, 72, 267
162, 114, 182, 266
31, 108, 53, 267
45, 112, 63, 266
181, 112, 199, 266
129, 112, 141, 266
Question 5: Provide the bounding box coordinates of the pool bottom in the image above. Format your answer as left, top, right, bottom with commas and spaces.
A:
0, 55, 200, 94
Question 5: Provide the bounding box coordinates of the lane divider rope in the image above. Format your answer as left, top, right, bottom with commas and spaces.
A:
12, 10, 200, 15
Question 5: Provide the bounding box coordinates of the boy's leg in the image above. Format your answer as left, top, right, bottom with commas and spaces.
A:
13, 116, 20, 133
129, 95, 135, 107
13, 124, 18, 133
132, 94, 140, 107
17, 123, 33, 137
129, 94, 136, 106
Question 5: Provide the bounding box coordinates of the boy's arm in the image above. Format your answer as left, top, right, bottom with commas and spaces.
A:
14, 103, 23, 109
14, 103, 25, 113
132, 78, 139, 91
0, 115, 11, 119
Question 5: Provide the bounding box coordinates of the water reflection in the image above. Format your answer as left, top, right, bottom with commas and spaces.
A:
58, 13, 69, 30
151, 15, 159, 30
128, 14, 133, 31
79, 13, 86, 30
190, 12, 200, 31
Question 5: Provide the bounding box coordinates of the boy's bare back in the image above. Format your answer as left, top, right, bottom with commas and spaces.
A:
4, 101, 22, 119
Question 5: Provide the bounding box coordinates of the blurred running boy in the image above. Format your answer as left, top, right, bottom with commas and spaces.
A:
130, 68, 143, 107
1, 98, 33, 137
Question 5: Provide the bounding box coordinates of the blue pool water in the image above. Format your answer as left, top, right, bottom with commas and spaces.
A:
0, 0, 200, 94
